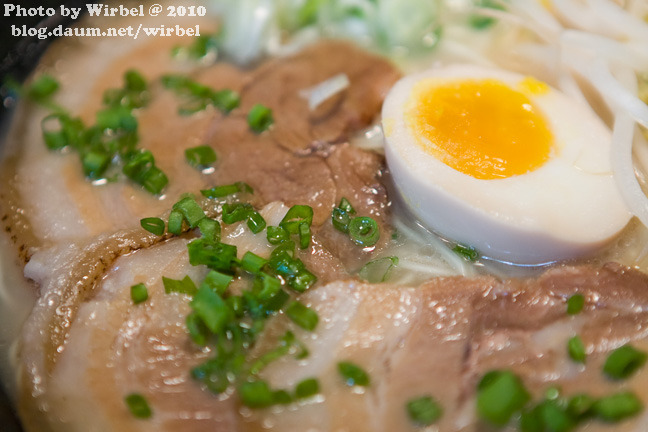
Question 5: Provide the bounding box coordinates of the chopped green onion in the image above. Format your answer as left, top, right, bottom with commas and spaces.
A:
568, 335, 587, 364
280, 205, 313, 234
593, 391, 643, 422
26, 75, 59, 102
140, 217, 165, 236
358, 256, 399, 283
452, 243, 479, 261
298, 222, 311, 249
190, 286, 232, 334
186, 312, 209, 345
331, 207, 352, 233
603, 344, 647, 380
124, 393, 152, 419
406, 395, 443, 426
187, 238, 238, 272
267, 226, 289, 245
476, 370, 530, 426
172, 196, 205, 228
162, 275, 198, 296
537, 399, 575, 432
247, 211, 267, 234
222, 203, 252, 224
240, 251, 268, 274
167, 209, 184, 235
295, 378, 320, 399
238, 380, 275, 408
338, 197, 356, 214
140, 166, 169, 195
185, 145, 217, 168
247, 104, 274, 133
82, 150, 110, 179
96, 106, 137, 132
200, 270, 232, 296
201, 182, 253, 199
272, 390, 293, 405
285, 301, 318, 331
211, 89, 240, 113
197, 217, 221, 242
566, 294, 585, 315
338, 361, 370, 387
348, 216, 380, 247
567, 394, 596, 419
130, 283, 148, 304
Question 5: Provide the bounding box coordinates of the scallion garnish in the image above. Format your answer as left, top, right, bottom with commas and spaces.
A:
338, 361, 370, 387
190, 285, 232, 334
247, 104, 274, 133
294, 378, 320, 399
197, 217, 221, 242
124, 393, 152, 419
568, 335, 587, 364
331, 197, 356, 233
130, 283, 148, 304
348, 216, 380, 247
168, 209, 184, 235
280, 205, 314, 234
247, 211, 267, 234
140, 217, 165, 236
285, 301, 318, 331
172, 196, 206, 228
201, 181, 253, 199
476, 370, 530, 426
238, 380, 275, 408
222, 203, 253, 224
603, 344, 647, 380
593, 391, 643, 422
162, 74, 240, 115
187, 238, 238, 272
186, 312, 209, 346
185, 145, 217, 168
406, 395, 443, 426
200, 270, 232, 296
566, 294, 585, 315
267, 226, 289, 245
26, 74, 60, 102
240, 251, 268, 274
162, 275, 198, 296
452, 243, 479, 261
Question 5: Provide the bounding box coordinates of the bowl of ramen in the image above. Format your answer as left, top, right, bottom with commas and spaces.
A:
2, 0, 648, 431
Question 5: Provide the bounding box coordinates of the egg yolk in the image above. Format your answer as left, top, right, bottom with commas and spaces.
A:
406, 78, 554, 179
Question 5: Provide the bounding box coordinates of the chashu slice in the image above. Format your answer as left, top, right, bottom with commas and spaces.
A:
20, 253, 648, 431
0, 38, 398, 267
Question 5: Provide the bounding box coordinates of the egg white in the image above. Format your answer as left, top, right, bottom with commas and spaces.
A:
382, 64, 632, 265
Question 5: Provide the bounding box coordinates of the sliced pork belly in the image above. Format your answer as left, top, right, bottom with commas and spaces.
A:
0, 39, 399, 265
19, 256, 648, 431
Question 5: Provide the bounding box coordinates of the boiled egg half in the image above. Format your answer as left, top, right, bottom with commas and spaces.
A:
382, 65, 631, 264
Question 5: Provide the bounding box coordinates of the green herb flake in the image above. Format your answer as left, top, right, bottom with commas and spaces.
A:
185, 145, 217, 168
593, 391, 643, 422
338, 361, 370, 387
140, 217, 165, 236
247, 104, 274, 133
294, 377, 320, 399
568, 335, 587, 364
285, 301, 319, 331
130, 283, 148, 305
162, 275, 198, 296
476, 370, 530, 426
603, 344, 647, 380
406, 395, 443, 426
566, 294, 585, 315
452, 243, 479, 261
124, 393, 152, 419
